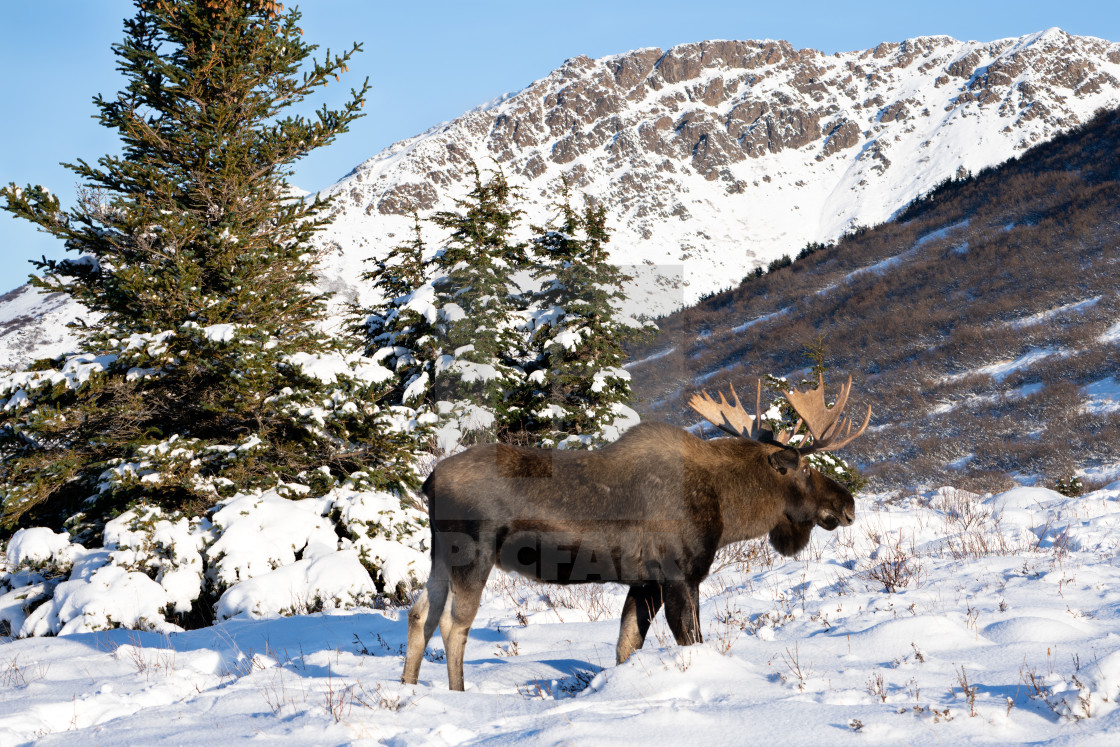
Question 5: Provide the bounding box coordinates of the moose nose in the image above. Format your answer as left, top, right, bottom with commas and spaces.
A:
841, 506, 855, 526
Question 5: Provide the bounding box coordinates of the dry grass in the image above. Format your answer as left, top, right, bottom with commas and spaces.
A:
486, 570, 624, 624
1, 653, 49, 688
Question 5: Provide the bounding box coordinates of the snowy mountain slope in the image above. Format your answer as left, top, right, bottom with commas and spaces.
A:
2, 483, 1120, 744
4, 29, 1120, 370
0, 286, 93, 372
315, 28, 1120, 316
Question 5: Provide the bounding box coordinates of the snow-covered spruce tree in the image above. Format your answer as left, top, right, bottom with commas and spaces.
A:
354, 213, 442, 416
511, 190, 650, 448
424, 164, 529, 444
761, 340, 867, 493
0, 1, 421, 541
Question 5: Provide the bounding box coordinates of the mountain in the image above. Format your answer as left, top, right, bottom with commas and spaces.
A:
3, 29, 1120, 369
314, 28, 1120, 314
629, 108, 1120, 492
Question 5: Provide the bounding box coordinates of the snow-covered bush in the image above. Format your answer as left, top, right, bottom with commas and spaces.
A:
0, 527, 84, 636
21, 562, 180, 637
104, 505, 210, 614
0, 485, 430, 638
329, 488, 430, 598
214, 551, 378, 620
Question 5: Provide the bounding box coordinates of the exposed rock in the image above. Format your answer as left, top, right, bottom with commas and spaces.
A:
521, 154, 547, 179
879, 102, 909, 123
373, 183, 437, 215
790, 66, 829, 97
873, 42, 897, 59
821, 120, 861, 157
947, 51, 982, 79
657, 46, 703, 84
1078, 72, 1119, 96
612, 48, 662, 90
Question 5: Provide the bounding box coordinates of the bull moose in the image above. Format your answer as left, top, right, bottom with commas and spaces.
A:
402, 376, 871, 690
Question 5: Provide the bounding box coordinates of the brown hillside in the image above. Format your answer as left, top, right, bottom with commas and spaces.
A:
629, 108, 1120, 493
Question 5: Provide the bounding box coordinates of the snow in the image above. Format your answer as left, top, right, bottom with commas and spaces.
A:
401, 370, 430, 403
200, 323, 239, 343
282, 350, 394, 385
1083, 378, 1120, 415
534, 404, 567, 420
731, 308, 788, 334
104, 507, 207, 614
0, 286, 89, 370
1009, 296, 1101, 329
446, 359, 502, 384
21, 564, 180, 637
914, 219, 971, 248
215, 551, 376, 620
927, 381, 1045, 417
948, 347, 1062, 384
431, 403, 498, 454
551, 326, 588, 351
400, 283, 440, 324
623, 346, 676, 369
1, 483, 1120, 742
1, 352, 117, 400
590, 366, 629, 393
207, 492, 341, 591
1100, 316, 1120, 344
3, 528, 73, 568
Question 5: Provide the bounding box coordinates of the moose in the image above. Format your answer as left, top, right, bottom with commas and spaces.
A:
402, 376, 871, 690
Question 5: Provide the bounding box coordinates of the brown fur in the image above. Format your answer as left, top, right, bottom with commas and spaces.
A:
401, 421, 855, 690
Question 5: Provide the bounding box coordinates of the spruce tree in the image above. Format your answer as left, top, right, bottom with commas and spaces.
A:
355, 213, 441, 411
0, 0, 419, 538
515, 189, 648, 447
426, 164, 528, 440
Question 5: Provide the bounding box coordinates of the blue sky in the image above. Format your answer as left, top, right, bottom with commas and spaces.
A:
2, 0, 1117, 293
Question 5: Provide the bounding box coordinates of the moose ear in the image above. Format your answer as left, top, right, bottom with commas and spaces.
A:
767, 446, 801, 475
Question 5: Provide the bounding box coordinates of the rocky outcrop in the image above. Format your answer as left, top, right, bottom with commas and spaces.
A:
344, 30, 1119, 205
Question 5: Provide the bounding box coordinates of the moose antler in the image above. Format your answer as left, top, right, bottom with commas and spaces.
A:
689, 375, 871, 454
688, 380, 774, 442
781, 374, 871, 454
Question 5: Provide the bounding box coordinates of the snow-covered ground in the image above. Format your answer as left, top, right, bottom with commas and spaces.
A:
2, 482, 1119, 745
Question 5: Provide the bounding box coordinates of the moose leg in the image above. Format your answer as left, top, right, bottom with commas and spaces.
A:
437, 585, 455, 645
401, 563, 451, 685
444, 564, 491, 692
663, 581, 703, 646
616, 582, 664, 664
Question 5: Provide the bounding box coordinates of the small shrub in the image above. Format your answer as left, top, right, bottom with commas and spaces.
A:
863, 534, 916, 593
1054, 476, 1083, 497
